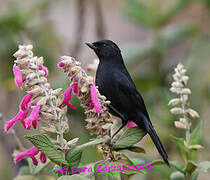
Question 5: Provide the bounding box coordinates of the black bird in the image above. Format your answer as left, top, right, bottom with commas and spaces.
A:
86, 40, 170, 167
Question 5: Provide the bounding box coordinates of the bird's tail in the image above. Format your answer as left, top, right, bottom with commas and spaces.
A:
147, 124, 170, 167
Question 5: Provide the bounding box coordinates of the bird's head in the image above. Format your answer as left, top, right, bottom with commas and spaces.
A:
86, 40, 121, 60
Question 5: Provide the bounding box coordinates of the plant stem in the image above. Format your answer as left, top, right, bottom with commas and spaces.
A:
185, 172, 191, 180
180, 88, 191, 179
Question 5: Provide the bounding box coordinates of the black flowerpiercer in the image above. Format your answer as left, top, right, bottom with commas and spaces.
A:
86, 40, 170, 167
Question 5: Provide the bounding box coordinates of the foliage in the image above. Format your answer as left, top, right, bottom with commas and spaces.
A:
2, 0, 210, 180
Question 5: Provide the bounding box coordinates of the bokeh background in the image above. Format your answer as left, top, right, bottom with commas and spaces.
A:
0, 0, 210, 179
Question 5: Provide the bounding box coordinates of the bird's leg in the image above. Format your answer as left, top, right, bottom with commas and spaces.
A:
111, 121, 127, 139
108, 105, 127, 139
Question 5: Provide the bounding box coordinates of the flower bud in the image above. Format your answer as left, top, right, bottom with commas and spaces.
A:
189, 145, 203, 149
177, 63, 184, 70
179, 118, 187, 123
182, 88, 191, 94
181, 75, 189, 84
37, 97, 48, 106
168, 98, 180, 106
187, 108, 200, 118
174, 121, 187, 129
29, 63, 38, 70
67, 138, 79, 148
180, 94, 188, 103
170, 87, 181, 94
40, 112, 54, 120
71, 66, 81, 74
27, 87, 43, 97
172, 82, 183, 88
81, 85, 88, 93
36, 57, 44, 66
52, 88, 63, 96
170, 107, 183, 114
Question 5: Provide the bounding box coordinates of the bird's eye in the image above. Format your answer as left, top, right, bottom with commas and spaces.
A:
103, 44, 106, 47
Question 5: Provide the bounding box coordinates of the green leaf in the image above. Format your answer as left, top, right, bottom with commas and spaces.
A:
171, 135, 188, 160
151, 159, 165, 166
170, 171, 184, 180
151, 160, 185, 173
94, 160, 122, 180
112, 127, 146, 149
65, 146, 83, 168
113, 145, 145, 153
143, 158, 172, 177
184, 161, 198, 173
65, 136, 110, 168
190, 124, 201, 145
170, 161, 185, 173
25, 134, 68, 166
171, 136, 187, 152
198, 161, 210, 172
118, 154, 145, 174
57, 175, 91, 180
188, 124, 201, 160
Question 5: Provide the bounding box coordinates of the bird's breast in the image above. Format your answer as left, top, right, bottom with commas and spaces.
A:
96, 68, 138, 120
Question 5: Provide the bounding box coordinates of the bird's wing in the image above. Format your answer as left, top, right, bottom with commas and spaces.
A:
115, 72, 152, 124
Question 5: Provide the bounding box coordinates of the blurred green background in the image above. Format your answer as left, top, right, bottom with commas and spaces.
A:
0, 0, 210, 179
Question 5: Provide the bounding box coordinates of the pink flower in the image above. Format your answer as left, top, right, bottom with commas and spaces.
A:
126, 121, 137, 127
4, 108, 30, 131
89, 102, 94, 110
13, 64, 23, 87
14, 146, 46, 166
4, 94, 33, 132
90, 84, 101, 114
72, 83, 79, 95
39, 65, 48, 77
59, 85, 77, 110
32, 120, 38, 129
20, 94, 32, 111
39, 152, 47, 163
57, 62, 65, 68
25, 105, 40, 130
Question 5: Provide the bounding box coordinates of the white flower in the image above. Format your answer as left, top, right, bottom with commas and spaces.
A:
67, 138, 79, 148
182, 88, 191, 94
170, 107, 183, 114
168, 98, 180, 106
180, 75, 189, 84
170, 87, 181, 94
189, 145, 203, 149
174, 121, 187, 129
172, 82, 183, 88
187, 108, 200, 118
180, 95, 188, 103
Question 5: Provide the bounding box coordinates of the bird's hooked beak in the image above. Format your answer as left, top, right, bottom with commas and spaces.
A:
86, 43, 98, 51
